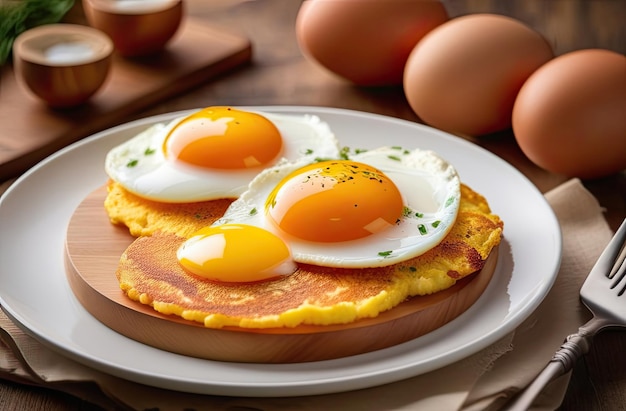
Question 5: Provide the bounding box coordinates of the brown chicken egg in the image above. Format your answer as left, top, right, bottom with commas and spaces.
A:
296, 0, 449, 86
403, 13, 554, 136
512, 49, 626, 179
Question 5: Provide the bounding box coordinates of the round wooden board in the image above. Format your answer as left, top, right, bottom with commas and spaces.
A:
65, 186, 498, 363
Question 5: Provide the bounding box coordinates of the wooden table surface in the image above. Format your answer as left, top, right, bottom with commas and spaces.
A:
1, 0, 624, 409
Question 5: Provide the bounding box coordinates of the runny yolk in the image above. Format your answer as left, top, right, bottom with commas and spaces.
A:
163, 106, 283, 169
266, 160, 404, 242
177, 224, 297, 282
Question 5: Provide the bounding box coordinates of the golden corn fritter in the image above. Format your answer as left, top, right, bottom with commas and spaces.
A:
105, 180, 234, 238
115, 184, 503, 329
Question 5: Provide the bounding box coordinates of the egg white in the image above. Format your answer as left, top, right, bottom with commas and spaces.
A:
215, 146, 461, 268
104, 110, 341, 203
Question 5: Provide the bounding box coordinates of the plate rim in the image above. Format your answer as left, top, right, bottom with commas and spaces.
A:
0, 105, 562, 397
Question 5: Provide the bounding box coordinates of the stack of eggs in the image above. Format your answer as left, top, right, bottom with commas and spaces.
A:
296, 0, 626, 179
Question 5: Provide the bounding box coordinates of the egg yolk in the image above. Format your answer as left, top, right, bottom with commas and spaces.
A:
266, 160, 404, 242
163, 107, 283, 169
177, 224, 297, 282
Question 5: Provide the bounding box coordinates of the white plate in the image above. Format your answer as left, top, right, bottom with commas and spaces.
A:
0, 106, 561, 397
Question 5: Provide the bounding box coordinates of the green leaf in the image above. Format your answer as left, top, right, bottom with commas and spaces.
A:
1, 0, 76, 65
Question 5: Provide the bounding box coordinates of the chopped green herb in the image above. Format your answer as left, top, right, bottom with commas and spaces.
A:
354, 148, 367, 154
432, 220, 441, 228
304, 148, 314, 155
418, 224, 427, 235
339, 146, 350, 160
378, 250, 393, 257
144, 147, 156, 155
415, 212, 424, 218
391, 146, 403, 150
445, 197, 455, 207
387, 155, 402, 161
126, 159, 139, 167
249, 208, 258, 216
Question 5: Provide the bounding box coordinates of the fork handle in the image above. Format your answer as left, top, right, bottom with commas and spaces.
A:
501, 319, 604, 411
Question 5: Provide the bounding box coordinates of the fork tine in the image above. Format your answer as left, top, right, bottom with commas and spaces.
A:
608, 241, 626, 279
591, 218, 626, 281
610, 248, 626, 296
606, 219, 626, 296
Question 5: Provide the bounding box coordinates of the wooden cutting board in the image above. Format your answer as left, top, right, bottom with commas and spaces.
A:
65, 186, 498, 363
0, 18, 251, 181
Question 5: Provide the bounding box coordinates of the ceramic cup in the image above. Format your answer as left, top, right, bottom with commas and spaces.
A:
13, 24, 114, 108
82, 0, 183, 57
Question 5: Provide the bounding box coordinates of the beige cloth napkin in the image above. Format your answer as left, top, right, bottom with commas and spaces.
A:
0, 178, 614, 410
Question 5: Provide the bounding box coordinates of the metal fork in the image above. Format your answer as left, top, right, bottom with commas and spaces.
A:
503, 218, 626, 411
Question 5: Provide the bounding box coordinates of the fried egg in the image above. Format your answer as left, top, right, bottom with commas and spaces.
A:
177, 146, 461, 280
104, 107, 341, 203
177, 223, 298, 282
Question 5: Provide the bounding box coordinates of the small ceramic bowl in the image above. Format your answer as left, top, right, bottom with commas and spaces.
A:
82, 0, 183, 57
13, 24, 114, 108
